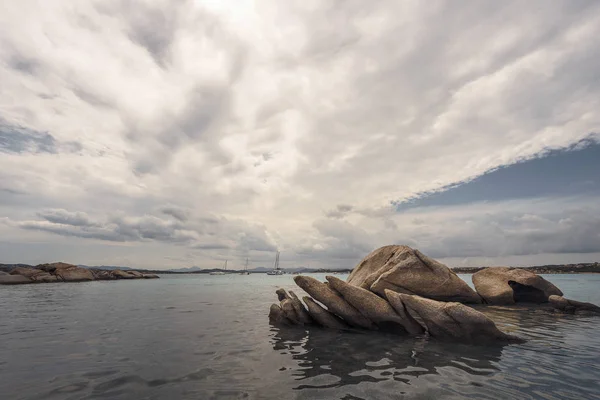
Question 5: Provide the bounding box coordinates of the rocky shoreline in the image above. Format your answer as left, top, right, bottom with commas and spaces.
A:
0, 262, 159, 285
269, 245, 600, 343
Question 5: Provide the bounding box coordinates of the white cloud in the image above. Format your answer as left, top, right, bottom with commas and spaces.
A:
1, 0, 600, 268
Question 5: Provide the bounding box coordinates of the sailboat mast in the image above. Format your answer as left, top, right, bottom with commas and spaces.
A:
245, 258, 248, 271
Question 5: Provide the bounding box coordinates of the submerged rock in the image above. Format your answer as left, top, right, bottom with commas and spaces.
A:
268, 304, 291, 325
473, 267, 563, 305
303, 296, 349, 330
293, 275, 375, 329
386, 290, 522, 342
326, 276, 424, 335
347, 245, 481, 303
0, 274, 32, 285
549, 295, 600, 314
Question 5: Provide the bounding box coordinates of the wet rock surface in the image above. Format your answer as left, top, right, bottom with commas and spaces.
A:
0, 263, 159, 285
473, 267, 563, 305
549, 295, 600, 314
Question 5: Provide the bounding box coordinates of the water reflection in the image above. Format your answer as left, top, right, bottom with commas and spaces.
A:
270, 326, 507, 390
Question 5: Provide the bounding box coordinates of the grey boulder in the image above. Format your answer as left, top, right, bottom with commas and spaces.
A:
347, 245, 481, 303
473, 267, 563, 305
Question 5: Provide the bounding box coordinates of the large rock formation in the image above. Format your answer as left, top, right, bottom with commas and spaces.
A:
0, 263, 159, 285
549, 295, 600, 314
472, 267, 562, 305
267, 244, 598, 344
347, 245, 481, 303
268, 282, 520, 343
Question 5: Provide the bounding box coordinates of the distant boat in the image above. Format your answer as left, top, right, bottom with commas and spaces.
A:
267, 251, 284, 275
209, 260, 228, 275
239, 258, 250, 275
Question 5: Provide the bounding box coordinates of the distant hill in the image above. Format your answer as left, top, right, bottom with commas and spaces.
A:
78, 265, 134, 271
0, 262, 355, 275
0, 263, 33, 273
452, 262, 600, 274
168, 266, 203, 273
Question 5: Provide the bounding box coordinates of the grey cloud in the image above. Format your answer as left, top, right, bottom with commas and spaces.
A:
416, 206, 600, 259
293, 0, 600, 196
120, 0, 182, 66
325, 204, 354, 219
117, 4, 247, 176
37, 209, 100, 227
18, 221, 128, 242
72, 87, 113, 108
9, 54, 39, 75
129, 84, 236, 176
193, 242, 231, 250
310, 218, 375, 258
160, 206, 190, 222
13, 208, 277, 255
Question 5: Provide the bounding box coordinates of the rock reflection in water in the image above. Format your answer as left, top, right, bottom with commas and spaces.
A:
270, 325, 506, 390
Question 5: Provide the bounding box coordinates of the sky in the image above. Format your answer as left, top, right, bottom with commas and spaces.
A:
1, 0, 600, 270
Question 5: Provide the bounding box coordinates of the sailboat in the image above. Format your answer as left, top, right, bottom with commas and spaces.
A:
239, 258, 250, 275
209, 260, 227, 275
266, 251, 284, 275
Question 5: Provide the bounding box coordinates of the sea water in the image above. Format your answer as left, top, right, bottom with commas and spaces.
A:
1, 273, 599, 399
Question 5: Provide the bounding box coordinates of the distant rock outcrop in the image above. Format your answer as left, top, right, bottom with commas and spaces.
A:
472, 267, 563, 305
0, 263, 159, 285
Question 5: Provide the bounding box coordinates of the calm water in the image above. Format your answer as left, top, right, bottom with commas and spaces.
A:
1, 273, 600, 400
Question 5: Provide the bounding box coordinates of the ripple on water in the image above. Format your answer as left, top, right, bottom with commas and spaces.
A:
1, 274, 600, 400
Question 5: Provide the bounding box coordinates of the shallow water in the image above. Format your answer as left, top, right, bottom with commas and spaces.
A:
1, 273, 599, 399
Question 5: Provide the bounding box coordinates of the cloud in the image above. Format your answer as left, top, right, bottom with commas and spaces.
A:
4, 208, 277, 257
325, 204, 354, 219
160, 205, 190, 222
36, 209, 100, 227
1, 1, 600, 268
